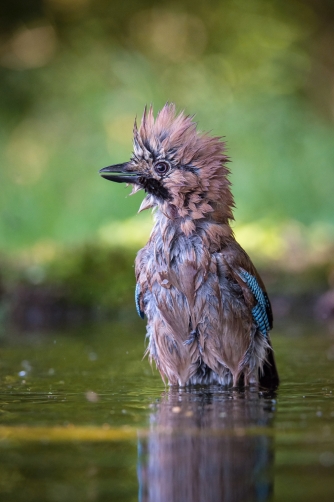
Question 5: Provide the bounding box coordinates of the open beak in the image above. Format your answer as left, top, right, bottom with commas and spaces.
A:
99, 163, 141, 184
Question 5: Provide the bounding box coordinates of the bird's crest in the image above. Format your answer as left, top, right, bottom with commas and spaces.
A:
100, 103, 235, 236
133, 103, 227, 169
133, 103, 234, 232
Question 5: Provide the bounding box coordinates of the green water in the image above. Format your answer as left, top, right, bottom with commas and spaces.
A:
0, 320, 334, 501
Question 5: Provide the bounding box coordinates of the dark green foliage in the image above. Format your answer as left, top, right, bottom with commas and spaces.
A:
47, 245, 137, 309
0, 246, 139, 327
1, 0, 334, 251
1, 0, 334, 318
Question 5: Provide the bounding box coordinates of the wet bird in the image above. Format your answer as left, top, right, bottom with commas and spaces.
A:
99, 104, 279, 388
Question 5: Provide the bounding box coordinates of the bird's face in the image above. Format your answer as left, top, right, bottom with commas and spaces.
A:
99, 156, 174, 204
99, 104, 234, 229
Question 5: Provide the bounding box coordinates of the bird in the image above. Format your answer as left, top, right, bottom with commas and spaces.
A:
99, 103, 279, 388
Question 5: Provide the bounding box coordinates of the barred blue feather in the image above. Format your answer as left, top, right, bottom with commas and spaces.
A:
135, 283, 145, 319
238, 269, 272, 337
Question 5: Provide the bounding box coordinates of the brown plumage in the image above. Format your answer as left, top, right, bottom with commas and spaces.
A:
99, 103, 279, 388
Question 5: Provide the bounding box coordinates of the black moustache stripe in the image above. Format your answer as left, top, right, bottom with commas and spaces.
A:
140, 177, 171, 201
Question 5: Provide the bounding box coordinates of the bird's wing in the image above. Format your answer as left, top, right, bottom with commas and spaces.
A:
221, 241, 273, 336
135, 282, 145, 319
237, 269, 272, 337
221, 242, 279, 387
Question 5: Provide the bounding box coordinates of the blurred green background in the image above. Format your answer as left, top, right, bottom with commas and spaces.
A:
1, 0, 334, 324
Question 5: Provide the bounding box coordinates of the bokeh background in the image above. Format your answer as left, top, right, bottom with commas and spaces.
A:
1, 0, 334, 327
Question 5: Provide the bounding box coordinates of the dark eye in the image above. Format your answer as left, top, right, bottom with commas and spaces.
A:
154, 161, 170, 175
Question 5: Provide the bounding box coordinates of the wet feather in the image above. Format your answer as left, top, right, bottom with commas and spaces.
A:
101, 103, 279, 388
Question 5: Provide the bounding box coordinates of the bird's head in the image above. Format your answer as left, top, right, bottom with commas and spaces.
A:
100, 103, 234, 235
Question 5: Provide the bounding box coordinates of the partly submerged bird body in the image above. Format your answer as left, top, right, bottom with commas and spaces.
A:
100, 104, 279, 388
136, 212, 272, 387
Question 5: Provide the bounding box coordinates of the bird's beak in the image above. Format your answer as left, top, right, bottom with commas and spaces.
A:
99, 163, 141, 184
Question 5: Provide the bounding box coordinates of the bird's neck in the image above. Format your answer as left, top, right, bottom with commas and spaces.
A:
152, 206, 234, 253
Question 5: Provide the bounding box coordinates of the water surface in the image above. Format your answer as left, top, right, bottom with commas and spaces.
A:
0, 320, 334, 501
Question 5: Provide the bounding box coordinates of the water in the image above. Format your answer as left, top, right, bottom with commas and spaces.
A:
0, 320, 334, 501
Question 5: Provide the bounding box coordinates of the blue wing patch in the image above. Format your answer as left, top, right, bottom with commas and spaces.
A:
238, 269, 272, 337
135, 283, 145, 319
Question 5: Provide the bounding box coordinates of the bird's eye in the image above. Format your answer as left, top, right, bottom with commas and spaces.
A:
154, 161, 170, 176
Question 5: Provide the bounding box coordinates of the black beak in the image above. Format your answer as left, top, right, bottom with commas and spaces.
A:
99, 163, 141, 184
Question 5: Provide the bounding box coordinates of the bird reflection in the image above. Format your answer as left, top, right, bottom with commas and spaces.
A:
138, 388, 276, 502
